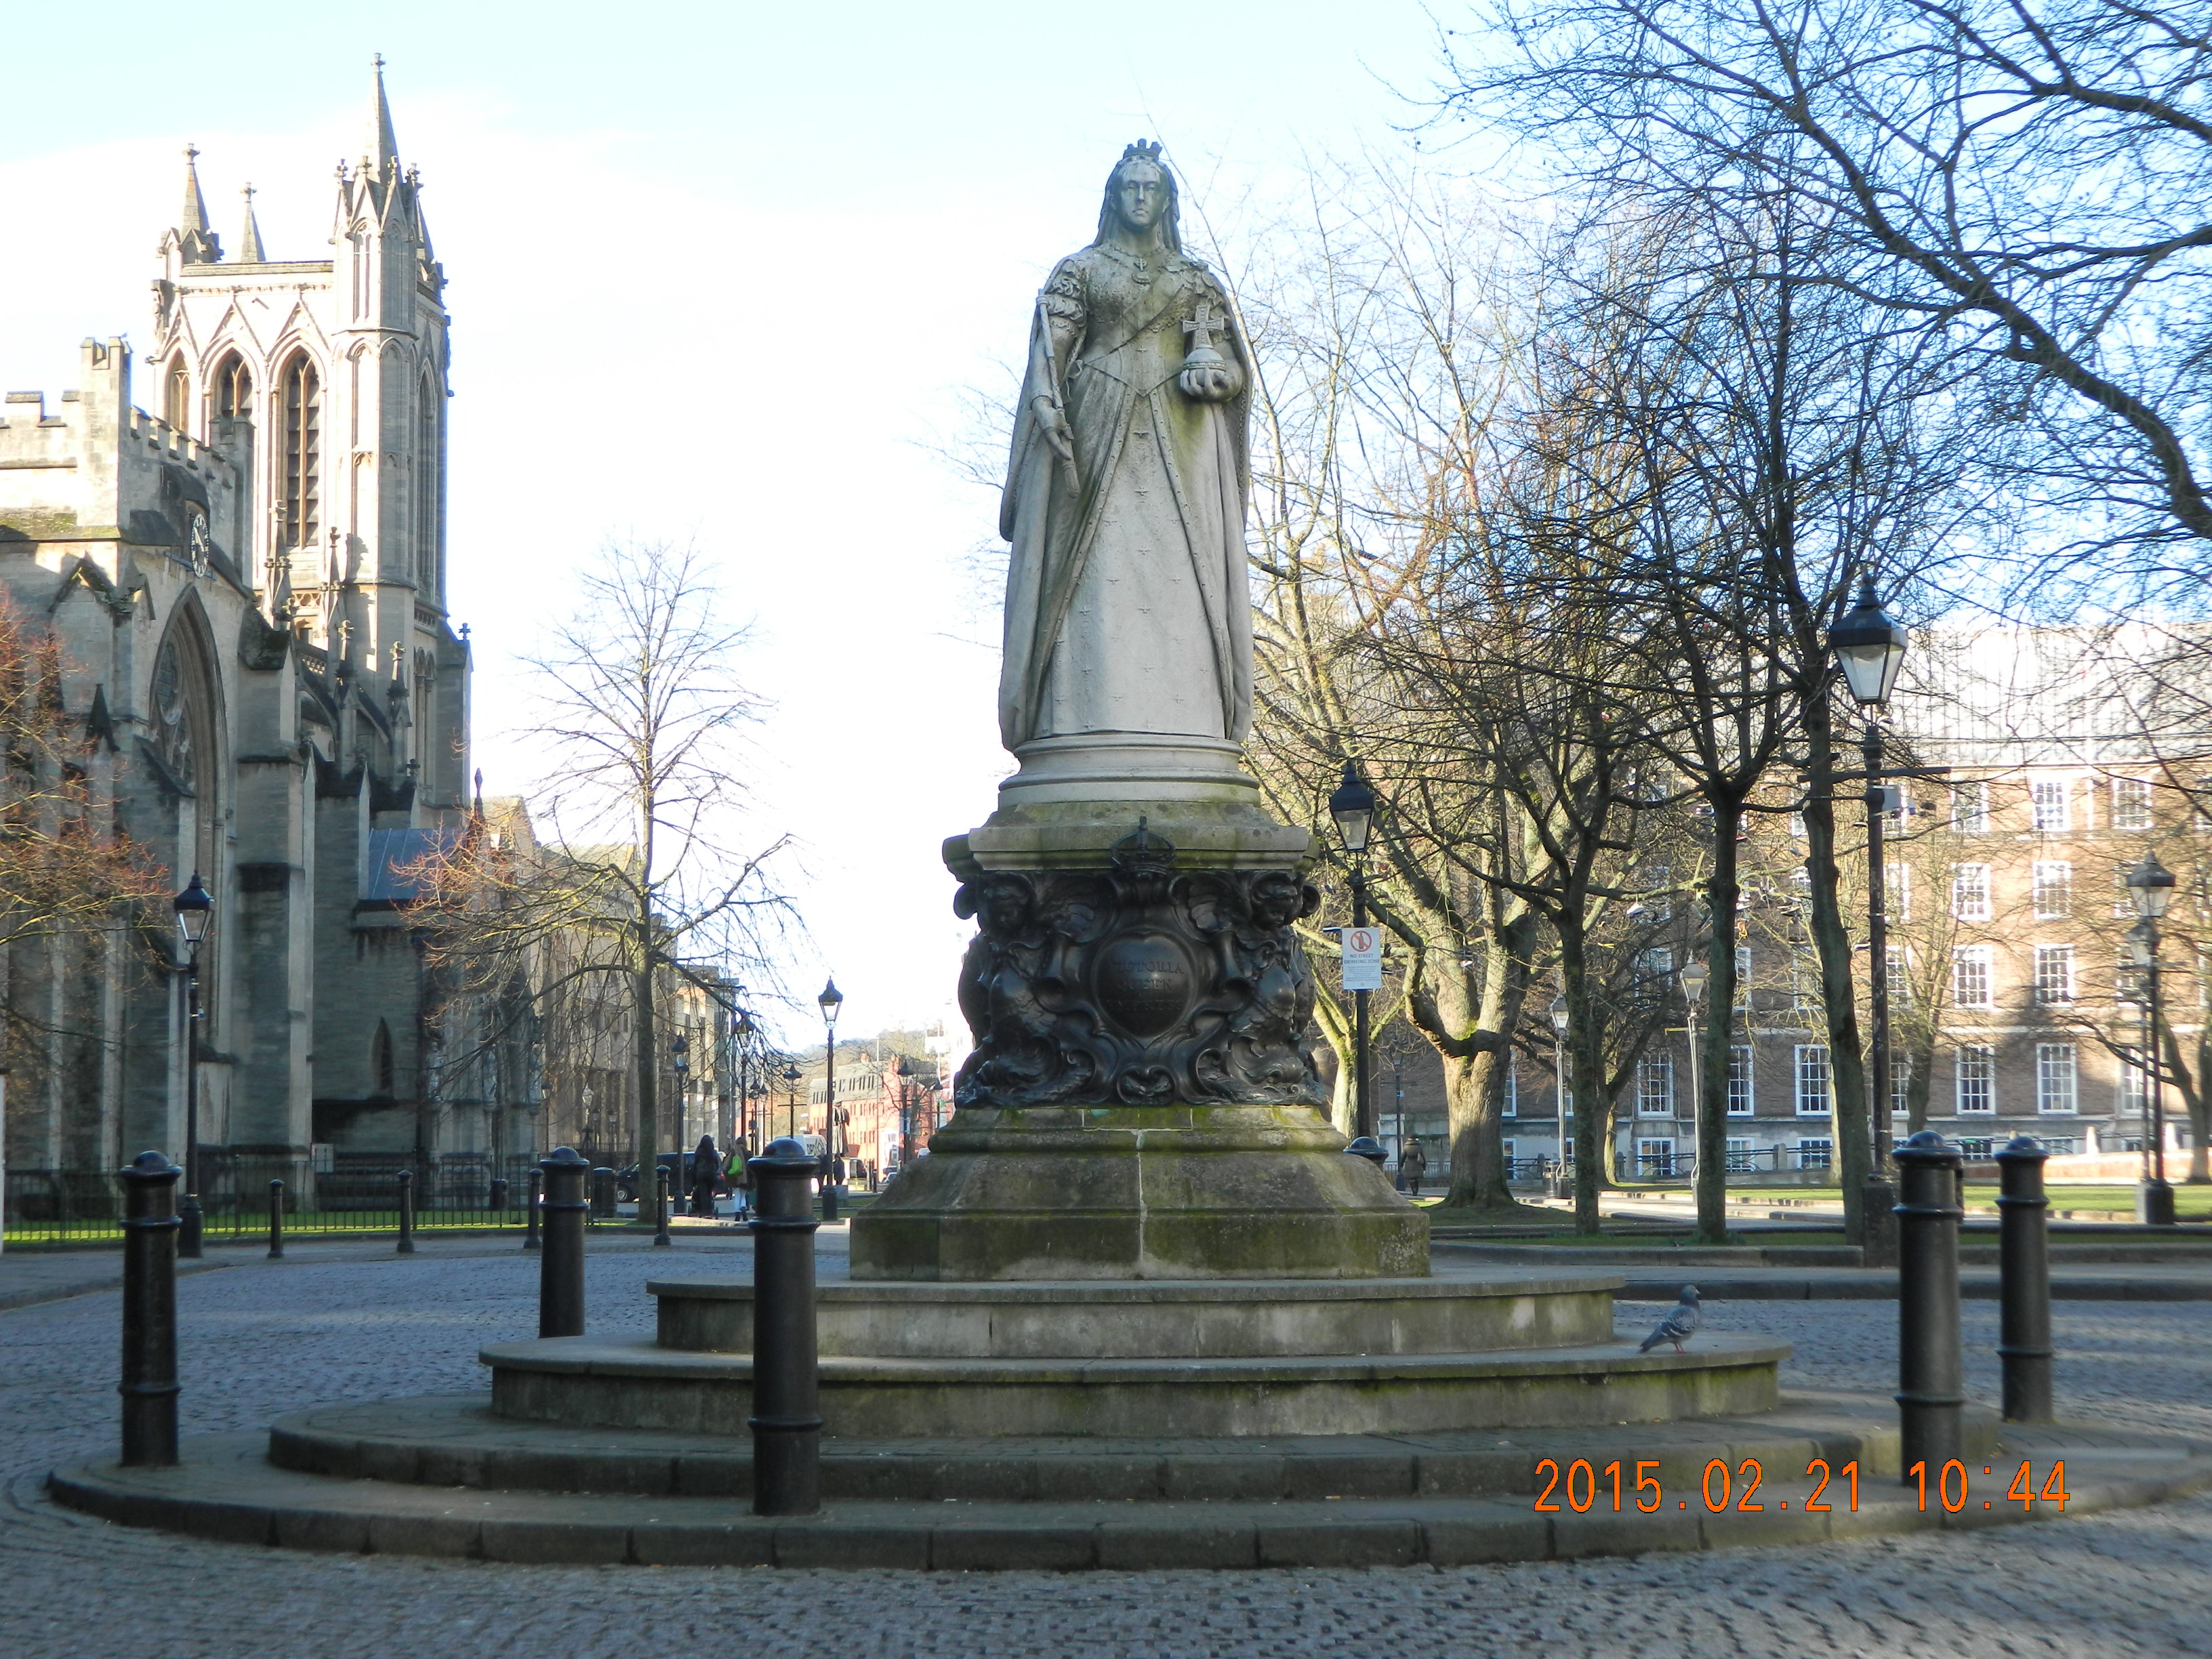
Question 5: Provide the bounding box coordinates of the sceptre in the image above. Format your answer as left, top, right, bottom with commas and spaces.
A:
1034, 295, 1081, 495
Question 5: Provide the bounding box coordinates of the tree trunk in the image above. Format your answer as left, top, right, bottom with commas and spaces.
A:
1440, 922, 1532, 1211
1693, 799, 1744, 1245
1799, 703, 1871, 1244
632, 919, 657, 1223
1563, 929, 1607, 1233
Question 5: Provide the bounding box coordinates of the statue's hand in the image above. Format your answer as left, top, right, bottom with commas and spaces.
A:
1033, 395, 1077, 466
1179, 361, 1240, 403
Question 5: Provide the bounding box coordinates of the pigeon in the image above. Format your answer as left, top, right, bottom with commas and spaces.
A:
1639, 1286, 1702, 1353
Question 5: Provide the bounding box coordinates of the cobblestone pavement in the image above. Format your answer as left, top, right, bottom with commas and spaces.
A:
3, 1246, 2209, 1658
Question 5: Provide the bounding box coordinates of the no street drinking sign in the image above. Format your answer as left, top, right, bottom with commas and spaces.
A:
1341, 926, 1382, 992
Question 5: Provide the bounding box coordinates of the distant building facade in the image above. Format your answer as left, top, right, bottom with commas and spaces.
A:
0, 67, 487, 1207
1468, 626, 2209, 1183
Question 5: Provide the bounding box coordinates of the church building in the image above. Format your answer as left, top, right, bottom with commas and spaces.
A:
0, 65, 509, 1210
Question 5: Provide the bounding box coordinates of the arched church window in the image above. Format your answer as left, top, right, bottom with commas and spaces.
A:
214, 356, 253, 421
163, 357, 191, 431
415, 375, 440, 593
150, 638, 197, 790
372, 1019, 395, 1097
279, 354, 320, 548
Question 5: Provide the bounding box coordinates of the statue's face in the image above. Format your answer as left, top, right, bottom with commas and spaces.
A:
1114, 163, 1166, 232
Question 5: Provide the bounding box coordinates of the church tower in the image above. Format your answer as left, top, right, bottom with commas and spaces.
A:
148, 58, 465, 811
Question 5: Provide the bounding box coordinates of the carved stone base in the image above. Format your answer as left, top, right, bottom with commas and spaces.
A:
848, 1103, 1426, 1282
849, 808, 1425, 1283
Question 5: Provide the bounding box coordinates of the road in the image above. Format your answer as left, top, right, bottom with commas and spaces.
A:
3, 1238, 2209, 1658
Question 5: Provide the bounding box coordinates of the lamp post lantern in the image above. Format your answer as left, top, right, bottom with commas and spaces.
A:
171, 873, 214, 1259
1679, 958, 1710, 1185
1328, 763, 1378, 1142
1829, 575, 1908, 1264
781, 1062, 802, 1148
817, 978, 844, 1222
2126, 854, 2177, 1225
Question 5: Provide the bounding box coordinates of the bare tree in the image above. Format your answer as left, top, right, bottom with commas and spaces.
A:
1456, 0, 2212, 598
413, 540, 796, 1194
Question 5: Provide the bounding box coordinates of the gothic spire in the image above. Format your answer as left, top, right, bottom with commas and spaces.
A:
237, 183, 266, 262
367, 54, 399, 174
176, 144, 221, 264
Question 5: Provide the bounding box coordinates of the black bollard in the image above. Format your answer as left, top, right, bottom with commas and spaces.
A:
267, 1177, 285, 1261
1895, 1129, 1966, 1479
653, 1164, 673, 1247
1995, 1134, 2053, 1422
749, 1136, 822, 1517
1344, 1136, 1389, 1170
539, 1147, 590, 1338
396, 1167, 417, 1255
523, 1168, 543, 1253
590, 1167, 617, 1221
117, 1151, 182, 1467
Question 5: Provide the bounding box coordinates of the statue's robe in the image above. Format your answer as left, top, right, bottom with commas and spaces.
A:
998, 241, 1254, 753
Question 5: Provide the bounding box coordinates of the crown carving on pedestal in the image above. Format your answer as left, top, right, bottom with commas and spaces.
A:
1110, 816, 1175, 874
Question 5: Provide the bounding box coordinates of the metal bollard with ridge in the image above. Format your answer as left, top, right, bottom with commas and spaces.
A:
1894, 1129, 1966, 1479
523, 1168, 544, 1253
117, 1151, 183, 1467
539, 1147, 590, 1338
267, 1177, 285, 1260
1995, 1134, 2054, 1422
396, 1167, 417, 1254
654, 1164, 673, 1248
748, 1136, 823, 1517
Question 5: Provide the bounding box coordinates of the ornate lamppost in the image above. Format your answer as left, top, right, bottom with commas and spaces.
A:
2126, 852, 2177, 1225
817, 979, 844, 1222
1328, 764, 1378, 1141
171, 873, 213, 1259
1679, 956, 1710, 1185
671, 1035, 690, 1152
1828, 576, 1910, 1261
1548, 998, 1570, 1187
781, 1063, 802, 1145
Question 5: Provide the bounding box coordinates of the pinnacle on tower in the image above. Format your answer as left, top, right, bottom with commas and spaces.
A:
237, 183, 266, 262
367, 54, 399, 175
176, 144, 222, 264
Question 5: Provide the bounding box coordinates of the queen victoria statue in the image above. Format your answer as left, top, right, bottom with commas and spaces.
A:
996, 142, 1257, 802
849, 144, 1419, 1282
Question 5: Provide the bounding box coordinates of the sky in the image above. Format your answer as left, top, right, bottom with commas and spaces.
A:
0, 0, 1467, 1052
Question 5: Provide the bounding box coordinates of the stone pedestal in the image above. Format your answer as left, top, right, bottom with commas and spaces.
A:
849, 799, 1424, 1282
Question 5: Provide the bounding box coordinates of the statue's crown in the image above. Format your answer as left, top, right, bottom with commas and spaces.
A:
1118, 140, 1165, 168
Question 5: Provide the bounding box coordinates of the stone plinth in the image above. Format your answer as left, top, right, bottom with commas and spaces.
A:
851, 805, 1424, 1283
850, 1104, 1422, 1282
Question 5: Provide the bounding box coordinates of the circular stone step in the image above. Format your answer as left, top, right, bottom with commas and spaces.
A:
268, 1389, 1978, 1502
482, 1333, 1791, 1438
651, 1270, 1622, 1358
49, 1410, 2212, 1570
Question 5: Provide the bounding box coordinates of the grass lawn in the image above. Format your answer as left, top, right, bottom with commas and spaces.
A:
1710, 1182, 2212, 1218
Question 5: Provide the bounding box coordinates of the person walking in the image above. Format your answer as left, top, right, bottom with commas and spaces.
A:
1399, 1138, 1427, 1199
689, 1135, 721, 1218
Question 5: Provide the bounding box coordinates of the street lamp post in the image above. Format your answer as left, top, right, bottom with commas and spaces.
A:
817, 979, 844, 1223
1679, 958, 1710, 1186
1329, 764, 1378, 1142
2127, 853, 2177, 1225
671, 1035, 690, 1153
171, 874, 214, 1259
1548, 998, 1570, 1186
1829, 575, 1910, 1264
781, 1063, 802, 1147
